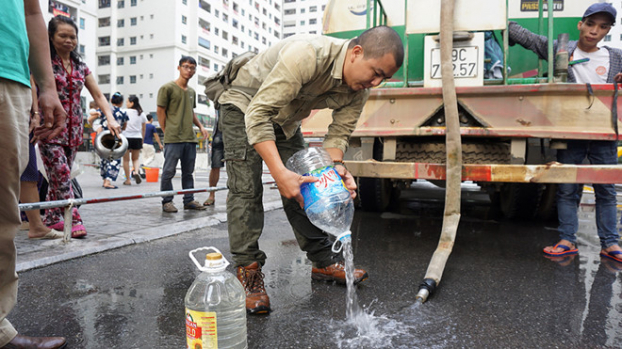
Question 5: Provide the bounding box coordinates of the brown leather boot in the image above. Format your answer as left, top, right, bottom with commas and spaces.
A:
1, 334, 67, 349
311, 262, 369, 285
236, 262, 271, 315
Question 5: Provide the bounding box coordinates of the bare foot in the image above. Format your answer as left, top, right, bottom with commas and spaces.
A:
28, 227, 52, 239
601, 244, 622, 255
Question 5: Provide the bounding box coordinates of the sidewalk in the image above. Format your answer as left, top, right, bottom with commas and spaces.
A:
15, 151, 283, 272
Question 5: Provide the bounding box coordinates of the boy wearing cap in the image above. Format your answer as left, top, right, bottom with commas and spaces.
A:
508, 3, 622, 262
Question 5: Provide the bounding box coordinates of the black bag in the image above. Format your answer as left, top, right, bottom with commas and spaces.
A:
203, 51, 258, 107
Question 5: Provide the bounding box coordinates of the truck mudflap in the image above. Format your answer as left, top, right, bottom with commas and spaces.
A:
345, 160, 622, 184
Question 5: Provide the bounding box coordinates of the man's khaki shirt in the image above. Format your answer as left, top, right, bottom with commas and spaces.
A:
218, 34, 370, 154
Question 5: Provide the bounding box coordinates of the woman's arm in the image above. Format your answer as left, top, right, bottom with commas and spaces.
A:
85, 73, 121, 136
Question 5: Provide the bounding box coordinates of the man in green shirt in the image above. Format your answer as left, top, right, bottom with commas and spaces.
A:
216, 26, 404, 314
157, 56, 209, 212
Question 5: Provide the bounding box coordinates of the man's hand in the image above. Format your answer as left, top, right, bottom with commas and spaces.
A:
334, 164, 357, 200
273, 168, 318, 207
615, 73, 622, 83
200, 127, 209, 141
33, 90, 66, 140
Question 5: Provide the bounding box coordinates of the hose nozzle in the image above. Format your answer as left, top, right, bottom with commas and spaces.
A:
415, 278, 437, 304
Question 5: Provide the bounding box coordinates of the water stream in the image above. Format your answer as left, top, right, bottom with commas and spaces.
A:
337, 240, 417, 348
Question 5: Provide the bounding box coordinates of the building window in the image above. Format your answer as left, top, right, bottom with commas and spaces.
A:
130, 75, 137, 84
604, 34, 612, 42
214, 63, 219, 71
183, 0, 187, 4
284, 9, 295, 15
118, 0, 125, 8
182, 35, 187, 44
215, 9, 220, 18
98, 17, 110, 27
222, 31, 228, 40
131, 0, 137, 6
223, 13, 228, 23
149, 73, 154, 79
98, 0, 110, 8
199, 0, 211, 12
98, 36, 110, 46
233, 18, 239, 28
310, 5, 317, 12
98, 55, 110, 66
79, 45, 85, 56
300, 20, 305, 26
117, 57, 124, 65
199, 56, 211, 69
182, 15, 187, 24
199, 18, 211, 32
310, 18, 317, 25
214, 45, 219, 54
232, 36, 239, 45
131, 17, 137, 26
222, 48, 228, 58
80, 18, 85, 30
130, 37, 137, 45
199, 37, 211, 50
117, 19, 125, 27
98, 74, 110, 84
215, 28, 219, 36
117, 76, 124, 84
117, 38, 124, 46
130, 56, 137, 64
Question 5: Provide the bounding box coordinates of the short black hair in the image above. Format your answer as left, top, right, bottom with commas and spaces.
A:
348, 26, 404, 68
146, 114, 153, 121
179, 55, 197, 66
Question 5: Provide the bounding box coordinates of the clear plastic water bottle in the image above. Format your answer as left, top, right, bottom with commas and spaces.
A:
286, 147, 354, 252
185, 247, 247, 349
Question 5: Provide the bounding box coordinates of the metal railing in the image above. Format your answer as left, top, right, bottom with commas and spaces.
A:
19, 181, 275, 243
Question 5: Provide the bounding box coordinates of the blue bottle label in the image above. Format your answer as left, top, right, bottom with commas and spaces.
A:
300, 166, 347, 210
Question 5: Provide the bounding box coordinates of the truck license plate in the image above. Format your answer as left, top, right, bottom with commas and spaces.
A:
430, 46, 479, 79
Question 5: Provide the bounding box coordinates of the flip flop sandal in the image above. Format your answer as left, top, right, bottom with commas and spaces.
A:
600, 250, 622, 263
543, 243, 578, 257
29, 229, 64, 240
203, 197, 215, 206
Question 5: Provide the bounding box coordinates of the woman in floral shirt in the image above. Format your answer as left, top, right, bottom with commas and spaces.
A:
38, 16, 121, 238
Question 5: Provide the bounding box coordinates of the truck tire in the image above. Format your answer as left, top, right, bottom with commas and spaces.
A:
537, 183, 558, 221
493, 182, 543, 219
396, 142, 511, 164
357, 177, 393, 212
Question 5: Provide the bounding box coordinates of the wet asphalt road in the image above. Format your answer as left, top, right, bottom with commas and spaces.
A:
9, 182, 622, 348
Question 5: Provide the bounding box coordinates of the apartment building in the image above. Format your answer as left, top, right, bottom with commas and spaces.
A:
602, 2, 622, 49
282, 0, 327, 38
96, 0, 283, 128
43, 0, 99, 111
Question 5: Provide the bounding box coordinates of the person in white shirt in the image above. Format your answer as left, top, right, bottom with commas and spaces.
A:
122, 95, 148, 185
